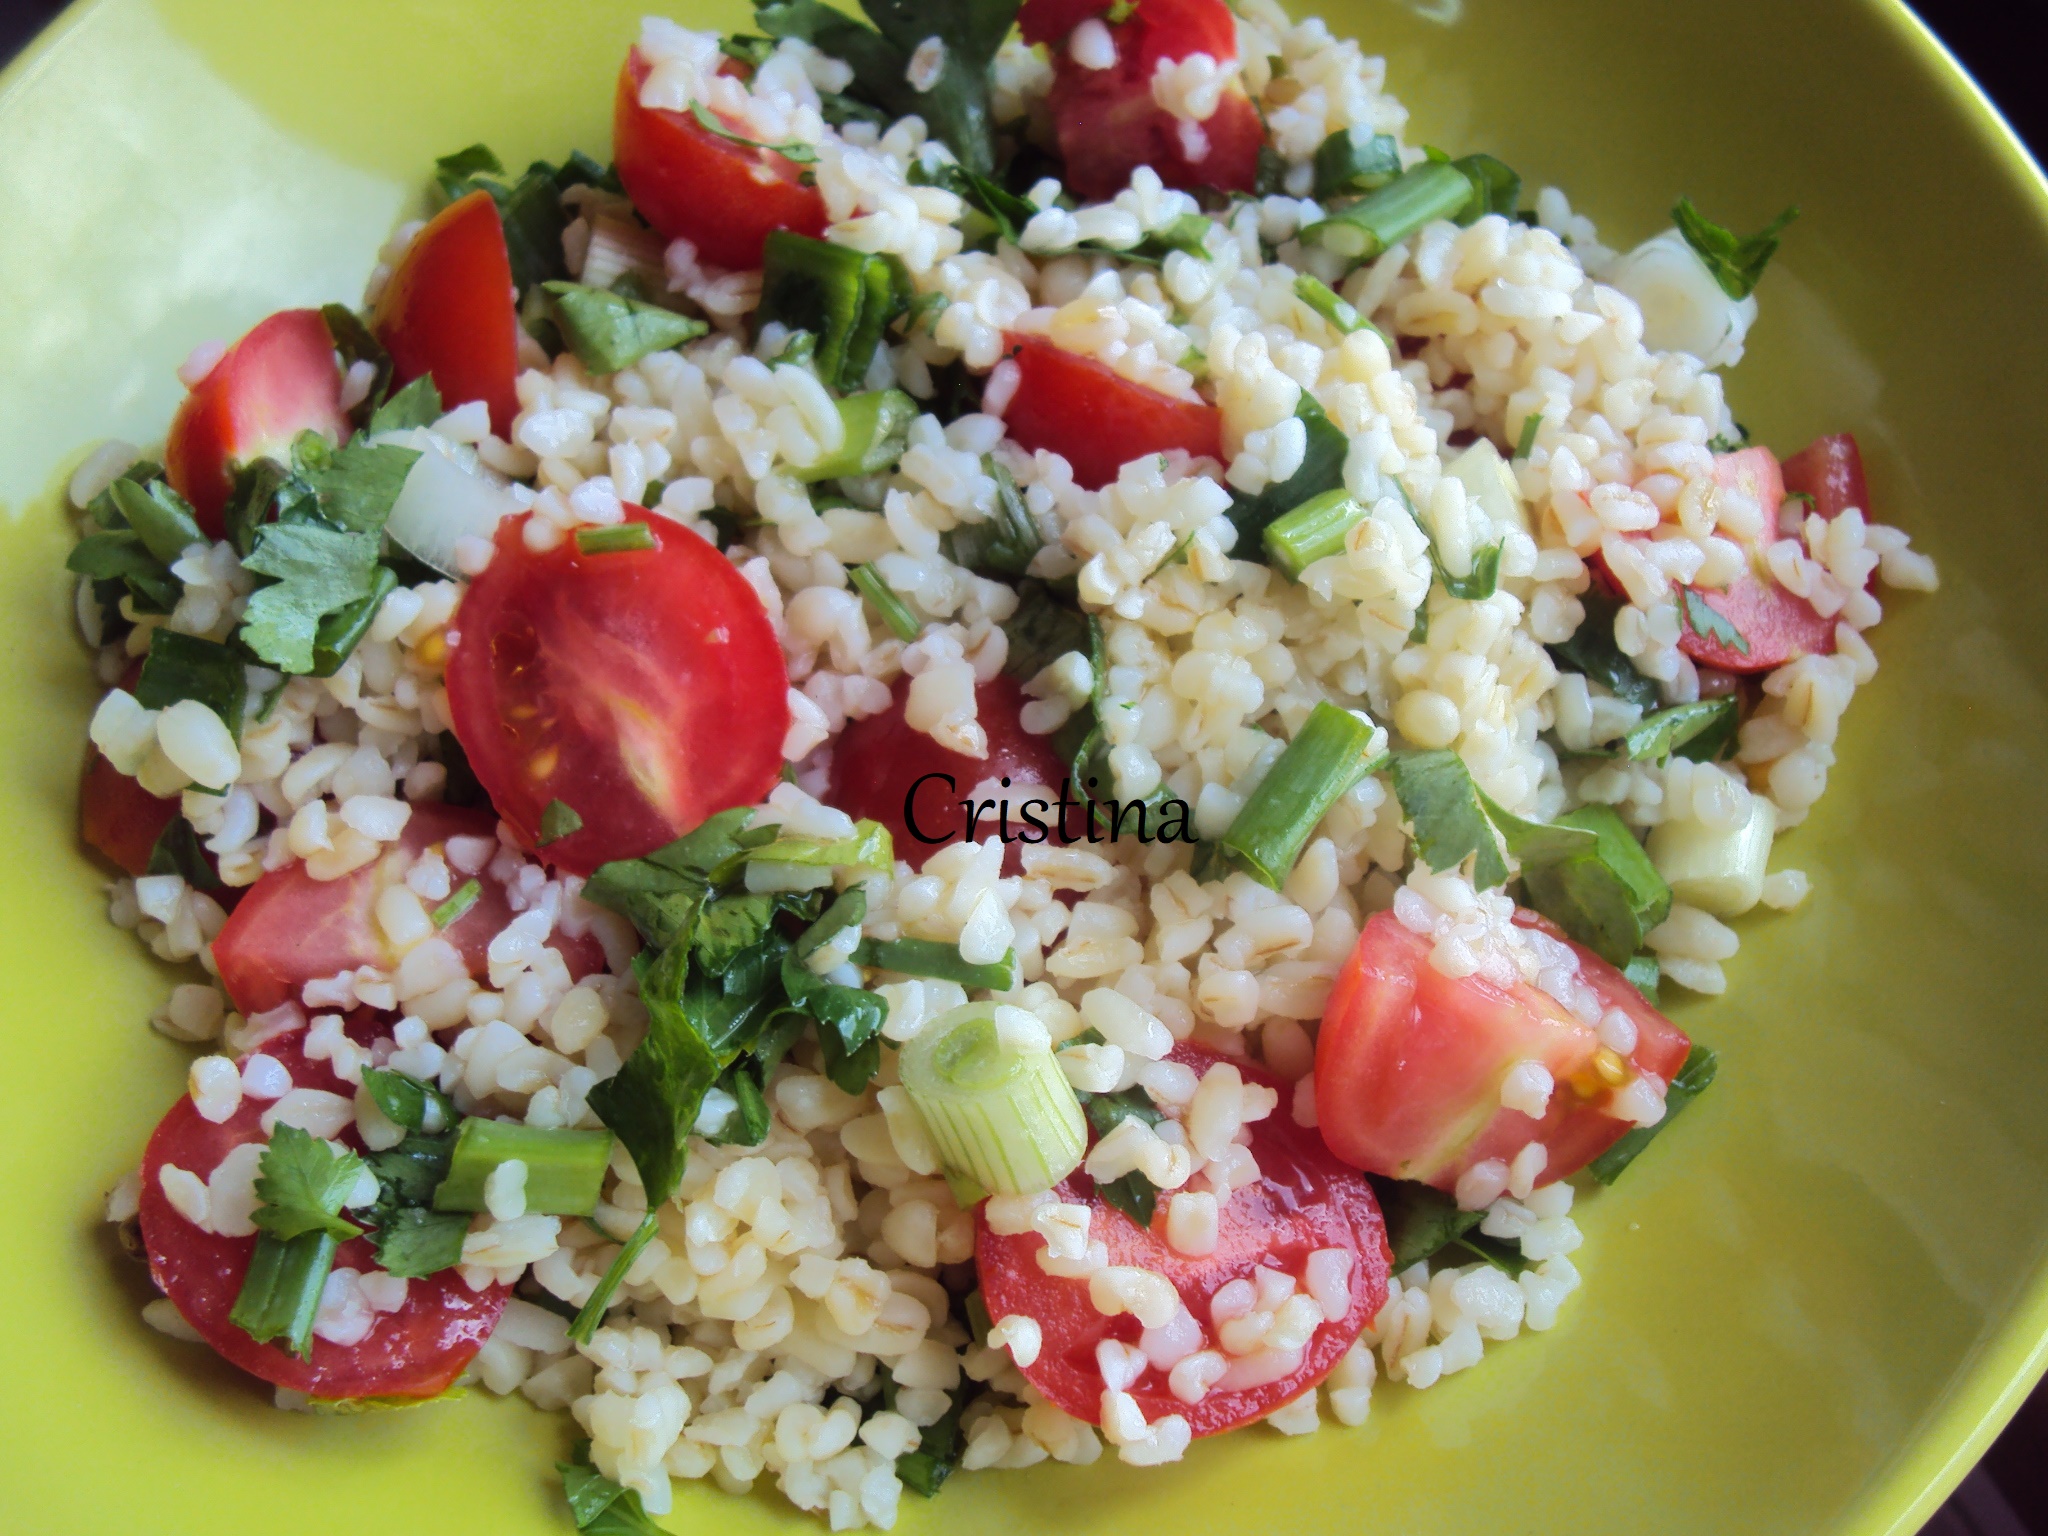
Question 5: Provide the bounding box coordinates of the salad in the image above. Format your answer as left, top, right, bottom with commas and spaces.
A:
74, 0, 1940, 1529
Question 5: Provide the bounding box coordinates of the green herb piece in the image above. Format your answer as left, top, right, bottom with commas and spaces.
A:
1623, 952, 1661, 1004
431, 879, 483, 930
312, 562, 398, 678
1292, 273, 1380, 339
1079, 1086, 1165, 1229
790, 389, 919, 483
1513, 412, 1542, 459
853, 937, 1016, 991
220, 458, 296, 558
910, 156, 1038, 245
1226, 391, 1348, 550
135, 629, 247, 738
250, 1123, 367, 1244
431, 144, 596, 295
65, 530, 179, 615
364, 1131, 457, 1209
237, 520, 385, 674
361, 1067, 456, 1135
1707, 422, 1750, 453
687, 100, 818, 162
964, 1288, 992, 1347
1589, 697, 1739, 763
756, 819, 894, 875
1431, 538, 1503, 601
1215, 703, 1382, 888
370, 1206, 473, 1280
1367, 1176, 1528, 1276
1263, 486, 1367, 579
758, 232, 905, 393
538, 799, 585, 846
146, 816, 222, 891
1587, 1044, 1718, 1184
434, 142, 504, 195
108, 477, 205, 564
322, 304, 394, 427
719, 33, 777, 68
288, 430, 419, 535
849, 563, 923, 641
575, 523, 659, 556
544, 281, 709, 376
1000, 579, 1091, 684
1310, 161, 1472, 259
229, 1230, 338, 1358
1670, 198, 1798, 300
431, 1119, 614, 1216
1546, 589, 1661, 710
367, 374, 444, 436
581, 807, 761, 948
559, 1450, 671, 1535
1680, 586, 1751, 656
893, 1380, 969, 1497
1120, 211, 1214, 262
781, 948, 888, 1094
942, 459, 1041, 577
1515, 804, 1672, 966
1313, 127, 1402, 199
1389, 748, 1508, 888
704, 1062, 774, 1147
1452, 153, 1521, 223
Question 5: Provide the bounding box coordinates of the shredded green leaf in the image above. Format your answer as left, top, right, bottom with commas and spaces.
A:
1671, 198, 1798, 300
135, 629, 248, 739
545, 282, 709, 375
539, 799, 586, 845
1547, 589, 1661, 709
432, 879, 483, 929
1588, 1044, 1718, 1183
238, 521, 387, 674
1680, 586, 1752, 656
1390, 750, 1510, 889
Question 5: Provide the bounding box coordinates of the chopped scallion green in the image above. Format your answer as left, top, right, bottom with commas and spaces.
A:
431, 879, 482, 930
1262, 487, 1367, 579
848, 563, 923, 641
1292, 274, 1380, 339
229, 1230, 339, 1359
431, 1119, 614, 1216
790, 389, 918, 483
853, 937, 1016, 991
1213, 703, 1383, 887
758, 231, 906, 393
575, 522, 658, 555
1310, 161, 1473, 261
1313, 127, 1402, 199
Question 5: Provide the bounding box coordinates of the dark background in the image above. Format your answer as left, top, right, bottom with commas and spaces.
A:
0, 0, 2042, 1529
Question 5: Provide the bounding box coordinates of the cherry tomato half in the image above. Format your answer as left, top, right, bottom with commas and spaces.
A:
1675, 447, 1834, 674
1780, 431, 1871, 524
212, 802, 609, 1017
827, 674, 1073, 873
79, 750, 180, 878
1314, 910, 1690, 1191
163, 309, 350, 539
977, 1044, 1389, 1436
444, 512, 788, 876
137, 1027, 506, 1398
613, 48, 828, 272
370, 189, 522, 439
1001, 335, 1224, 491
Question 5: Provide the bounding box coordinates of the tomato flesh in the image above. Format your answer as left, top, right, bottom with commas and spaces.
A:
370, 189, 522, 439
163, 309, 350, 539
1028, 0, 1262, 201
1673, 447, 1834, 674
977, 1044, 1387, 1435
444, 512, 787, 877
613, 50, 828, 272
212, 802, 608, 1016
1001, 335, 1224, 490
1780, 432, 1870, 524
826, 674, 1073, 873
79, 751, 180, 877
1314, 910, 1690, 1191
137, 1026, 505, 1398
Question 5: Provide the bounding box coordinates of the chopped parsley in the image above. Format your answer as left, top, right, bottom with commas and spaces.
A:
1680, 586, 1751, 656
1671, 197, 1798, 300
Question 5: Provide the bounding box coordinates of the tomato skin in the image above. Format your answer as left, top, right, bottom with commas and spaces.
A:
163, 309, 350, 538
1001, 336, 1224, 490
976, 1044, 1389, 1436
1780, 432, 1870, 523
444, 512, 788, 877
1019, 0, 1112, 44
613, 50, 828, 272
1315, 911, 1690, 1191
370, 190, 522, 439
826, 674, 1073, 873
137, 1028, 506, 1398
212, 802, 609, 1016
79, 750, 180, 877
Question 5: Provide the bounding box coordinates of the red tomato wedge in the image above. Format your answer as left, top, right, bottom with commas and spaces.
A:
79, 750, 180, 877
444, 512, 788, 877
613, 49, 828, 272
826, 674, 1073, 873
1001, 336, 1224, 490
1676, 447, 1834, 674
163, 309, 350, 539
978, 1044, 1387, 1435
1027, 0, 1262, 200
370, 189, 522, 439
1781, 431, 1871, 523
137, 1027, 505, 1398
1315, 911, 1690, 1191
212, 802, 608, 1017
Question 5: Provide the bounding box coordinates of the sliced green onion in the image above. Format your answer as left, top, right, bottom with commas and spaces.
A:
1513, 411, 1542, 459
568, 1210, 660, 1345
229, 1230, 338, 1359
1215, 702, 1381, 888
1263, 487, 1368, 579
849, 563, 922, 641
1452, 153, 1521, 223
431, 879, 482, 930
575, 522, 657, 555
899, 1002, 1087, 1197
431, 1119, 614, 1215
1313, 127, 1402, 199
791, 389, 918, 483
758, 231, 904, 392
854, 937, 1016, 991
538, 798, 584, 845
1310, 161, 1473, 261
1292, 274, 1381, 339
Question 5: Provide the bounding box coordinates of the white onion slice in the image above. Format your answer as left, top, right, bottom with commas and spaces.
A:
1604, 228, 1757, 367
378, 432, 521, 577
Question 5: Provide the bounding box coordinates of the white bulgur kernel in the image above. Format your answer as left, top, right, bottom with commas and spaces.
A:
187, 1055, 243, 1124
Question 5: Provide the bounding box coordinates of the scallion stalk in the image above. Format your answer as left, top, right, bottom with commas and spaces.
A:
575, 523, 657, 555
1215, 702, 1381, 887
1292, 274, 1380, 339
431, 1119, 614, 1216
1310, 162, 1473, 260
848, 563, 923, 641
431, 879, 481, 929
853, 937, 1016, 991
899, 1002, 1087, 1197
1262, 487, 1368, 579
229, 1230, 338, 1359
792, 390, 918, 484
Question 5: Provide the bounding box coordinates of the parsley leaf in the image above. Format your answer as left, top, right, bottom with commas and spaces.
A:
1587, 1044, 1718, 1184
1390, 749, 1510, 889
370, 1206, 472, 1280
147, 816, 222, 890
592, 943, 724, 1211
538, 798, 585, 846
66, 530, 179, 615
1670, 197, 1798, 300
1546, 589, 1661, 710
135, 629, 248, 738
1680, 586, 1751, 656
544, 282, 709, 375
251, 1124, 367, 1243
321, 304, 395, 428
943, 458, 1042, 577
238, 521, 385, 673
368, 375, 444, 435
1514, 804, 1672, 966
289, 430, 419, 535
108, 476, 204, 563
1600, 697, 1739, 763
560, 1448, 670, 1535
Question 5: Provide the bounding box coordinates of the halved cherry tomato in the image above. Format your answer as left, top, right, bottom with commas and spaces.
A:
826, 674, 1073, 873
1780, 431, 1870, 523
1675, 447, 1834, 674
1001, 335, 1224, 490
137, 1027, 505, 1398
1315, 910, 1690, 1191
613, 49, 828, 272
212, 802, 609, 1016
444, 512, 787, 877
1025, 0, 1263, 200
79, 750, 180, 877
370, 189, 522, 438
163, 309, 350, 539
977, 1044, 1388, 1435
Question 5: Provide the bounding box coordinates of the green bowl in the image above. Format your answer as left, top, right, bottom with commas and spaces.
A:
4, 1, 2045, 1531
